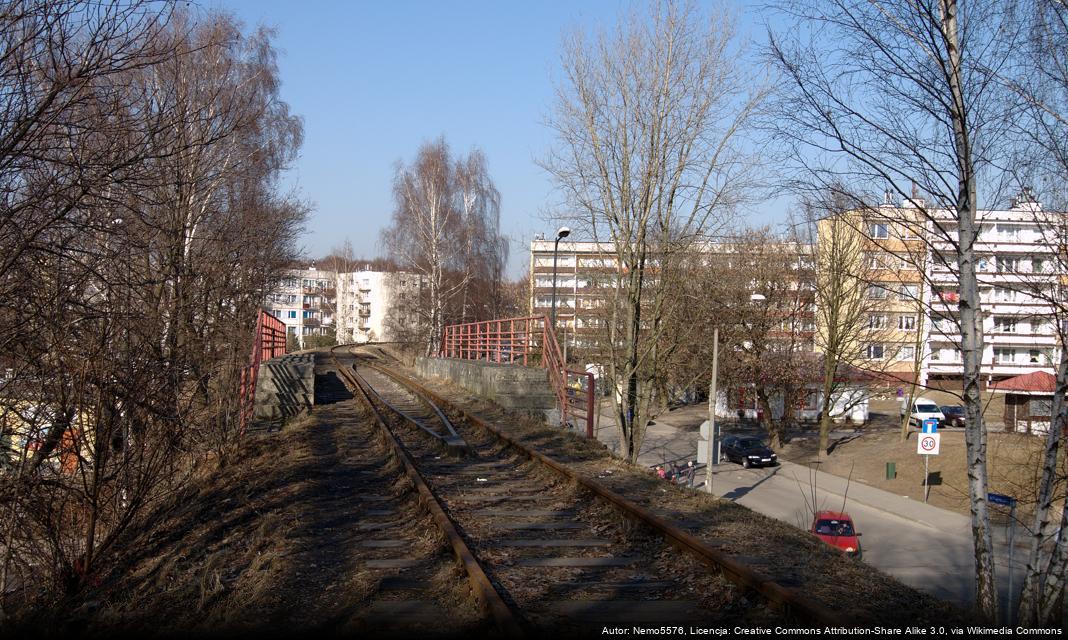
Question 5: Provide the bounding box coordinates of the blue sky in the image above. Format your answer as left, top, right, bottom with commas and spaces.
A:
217, 1, 789, 277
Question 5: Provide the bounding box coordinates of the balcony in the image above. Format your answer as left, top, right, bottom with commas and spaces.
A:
303, 318, 321, 328
358, 308, 371, 317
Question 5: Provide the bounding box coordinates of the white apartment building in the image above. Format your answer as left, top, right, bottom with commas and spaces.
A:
264, 266, 337, 348
924, 189, 1063, 388
335, 270, 404, 343
265, 266, 423, 347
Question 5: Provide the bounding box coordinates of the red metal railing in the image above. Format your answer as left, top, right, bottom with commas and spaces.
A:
440, 316, 595, 437
239, 310, 288, 432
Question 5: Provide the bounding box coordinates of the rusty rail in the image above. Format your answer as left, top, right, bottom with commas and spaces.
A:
370, 361, 848, 626
329, 346, 523, 637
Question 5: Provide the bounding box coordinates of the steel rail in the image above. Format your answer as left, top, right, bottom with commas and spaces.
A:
366, 360, 848, 627
328, 347, 523, 637
350, 365, 461, 441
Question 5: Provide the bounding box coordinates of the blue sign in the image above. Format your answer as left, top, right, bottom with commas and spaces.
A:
988, 493, 1016, 507
922, 418, 939, 433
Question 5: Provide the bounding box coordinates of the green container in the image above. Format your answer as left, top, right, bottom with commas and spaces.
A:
886, 461, 897, 480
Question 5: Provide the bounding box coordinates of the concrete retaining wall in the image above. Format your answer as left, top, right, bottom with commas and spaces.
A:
415, 357, 556, 414
252, 353, 315, 426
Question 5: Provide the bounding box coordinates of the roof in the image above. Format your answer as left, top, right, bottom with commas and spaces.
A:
990, 371, 1057, 394
814, 511, 852, 520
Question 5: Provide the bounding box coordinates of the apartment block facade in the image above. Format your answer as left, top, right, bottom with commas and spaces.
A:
264, 267, 337, 348
335, 269, 422, 344
820, 189, 1064, 389
265, 265, 421, 348
528, 238, 815, 359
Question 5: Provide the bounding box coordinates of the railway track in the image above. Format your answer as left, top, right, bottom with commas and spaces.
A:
301, 349, 492, 636
326, 344, 845, 633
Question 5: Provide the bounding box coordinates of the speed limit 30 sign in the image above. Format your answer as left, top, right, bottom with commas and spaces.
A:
917, 433, 941, 456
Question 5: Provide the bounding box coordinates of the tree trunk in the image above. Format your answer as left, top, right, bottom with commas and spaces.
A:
818, 351, 835, 454
1017, 348, 1068, 625
942, 0, 997, 619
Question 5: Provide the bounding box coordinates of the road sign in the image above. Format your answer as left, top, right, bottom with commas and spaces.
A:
917, 433, 941, 455
922, 418, 939, 433
988, 492, 1016, 507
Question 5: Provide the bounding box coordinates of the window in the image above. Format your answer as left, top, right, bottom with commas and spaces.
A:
997, 224, 1020, 241
868, 314, 887, 330
1032, 398, 1053, 417
994, 287, 1019, 302
930, 348, 942, 362
868, 285, 887, 299
897, 346, 916, 361
288, 310, 297, 319
1030, 350, 1042, 364
868, 223, 889, 239
865, 344, 885, 360
994, 348, 1017, 364
899, 284, 918, 300
898, 315, 916, 331
997, 256, 1020, 273
993, 317, 1018, 333
1031, 257, 1049, 273
579, 257, 616, 268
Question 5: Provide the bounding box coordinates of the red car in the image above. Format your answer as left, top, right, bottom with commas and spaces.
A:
811, 511, 862, 559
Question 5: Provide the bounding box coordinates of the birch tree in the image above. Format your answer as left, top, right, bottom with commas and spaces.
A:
381, 139, 507, 355
542, 0, 765, 462
1002, 0, 1068, 625
0, 3, 304, 617
767, 0, 1024, 619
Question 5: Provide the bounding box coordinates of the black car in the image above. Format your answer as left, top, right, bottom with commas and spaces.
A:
939, 405, 966, 428
721, 435, 778, 468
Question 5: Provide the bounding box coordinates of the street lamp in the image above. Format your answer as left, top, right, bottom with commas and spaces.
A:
705, 291, 767, 494
550, 226, 571, 331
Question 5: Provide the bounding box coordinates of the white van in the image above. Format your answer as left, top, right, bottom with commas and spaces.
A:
900, 396, 945, 428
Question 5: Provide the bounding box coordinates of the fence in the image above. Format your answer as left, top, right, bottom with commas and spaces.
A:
440, 316, 595, 437
239, 310, 288, 432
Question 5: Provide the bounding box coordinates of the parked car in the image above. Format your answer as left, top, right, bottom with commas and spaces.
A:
720, 435, 777, 468
939, 405, 966, 428
900, 396, 945, 428
810, 510, 862, 558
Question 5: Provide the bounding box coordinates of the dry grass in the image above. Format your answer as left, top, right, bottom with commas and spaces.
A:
18, 399, 485, 637
780, 427, 1067, 519
403, 366, 974, 626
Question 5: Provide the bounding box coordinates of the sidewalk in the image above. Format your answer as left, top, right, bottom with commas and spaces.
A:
592, 401, 969, 529
590, 402, 1024, 611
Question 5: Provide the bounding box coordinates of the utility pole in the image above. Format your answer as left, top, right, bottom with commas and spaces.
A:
706, 327, 719, 494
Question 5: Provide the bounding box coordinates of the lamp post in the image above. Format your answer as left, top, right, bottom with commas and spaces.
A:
705, 292, 766, 495
549, 226, 571, 332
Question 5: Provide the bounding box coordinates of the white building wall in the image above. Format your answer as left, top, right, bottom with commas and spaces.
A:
925, 193, 1062, 383
333, 269, 422, 343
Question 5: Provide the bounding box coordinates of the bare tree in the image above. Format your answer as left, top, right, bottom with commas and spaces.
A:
1001, 1, 1068, 623
766, 0, 1026, 617
805, 193, 887, 453
0, 3, 305, 618
542, 0, 764, 462
381, 138, 508, 355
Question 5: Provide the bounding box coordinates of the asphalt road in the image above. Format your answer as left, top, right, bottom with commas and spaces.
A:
593, 407, 1034, 621
706, 461, 1030, 620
